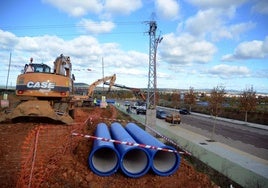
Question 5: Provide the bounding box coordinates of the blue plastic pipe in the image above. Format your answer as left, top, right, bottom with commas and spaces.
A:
125, 122, 180, 176
110, 122, 151, 178
88, 123, 120, 176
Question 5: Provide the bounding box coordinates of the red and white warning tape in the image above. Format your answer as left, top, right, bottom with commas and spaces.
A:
74, 113, 191, 155
71, 132, 183, 154
143, 124, 192, 156
100, 117, 129, 123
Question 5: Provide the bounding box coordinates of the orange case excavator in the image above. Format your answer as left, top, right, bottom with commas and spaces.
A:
1, 54, 75, 124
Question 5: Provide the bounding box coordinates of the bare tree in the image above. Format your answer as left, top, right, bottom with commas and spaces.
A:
171, 90, 180, 109
184, 87, 196, 112
155, 91, 160, 106
239, 86, 257, 122
208, 86, 225, 141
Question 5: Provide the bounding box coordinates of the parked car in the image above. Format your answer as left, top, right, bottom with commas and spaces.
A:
135, 101, 147, 115
124, 101, 130, 106
165, 113, 181, 124
156, 110, 167, 119
179, 108, 191, 115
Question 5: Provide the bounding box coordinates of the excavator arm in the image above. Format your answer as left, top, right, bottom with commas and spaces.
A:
53, 54, 72, 78
87, 74, 116, 97
104, 82, 146, 101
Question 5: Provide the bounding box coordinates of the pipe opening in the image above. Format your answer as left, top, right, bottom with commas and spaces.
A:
122, 148, 149, 174
91, 147, 119, 173
153, 150, 177, 172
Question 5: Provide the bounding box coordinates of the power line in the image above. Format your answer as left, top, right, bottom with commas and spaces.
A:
1, 21, 144, 30
55, 31, 145, 37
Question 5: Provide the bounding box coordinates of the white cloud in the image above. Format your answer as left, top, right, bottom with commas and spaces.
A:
160, 33, 217, 65
104, 0, 142, 16
185, 9, 222, 38
0, 30, 149, 86
42, 0, 103, 17
222, 37, 268, 61
252, 0, 268, 15
155, 0, 179, 20
255, 69, 268, 78
100, 48, 148, 69
262, 36, 268, 53
16, 37, 41, 52
116, 67, 147, 76
0, 30, 18, 50
184, 8, 254, 41
43, 0, 143, 18
186, 0, 246, 9
212, 22, 255, 41
77, 19, 115, 34
208, 64, 250, 78
64, 35, 102, 61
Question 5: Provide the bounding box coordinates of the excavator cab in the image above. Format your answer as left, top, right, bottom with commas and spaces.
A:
24, 63, 51, 73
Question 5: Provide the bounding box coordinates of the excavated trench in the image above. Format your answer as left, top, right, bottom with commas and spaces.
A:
0, 106, 222, 188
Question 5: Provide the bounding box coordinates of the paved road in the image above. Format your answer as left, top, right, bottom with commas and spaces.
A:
123, 104, 268, 160
118, 104, 268, 186
180, 114, 268, 149
155, 107, 268, 160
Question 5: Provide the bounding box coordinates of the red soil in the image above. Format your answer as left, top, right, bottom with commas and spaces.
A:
0, 106, 217, 188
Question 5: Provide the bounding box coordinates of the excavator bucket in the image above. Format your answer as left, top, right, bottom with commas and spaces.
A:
0, 100, 74, 125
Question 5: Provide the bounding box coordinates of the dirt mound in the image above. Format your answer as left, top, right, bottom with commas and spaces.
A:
0, 106, 217, 188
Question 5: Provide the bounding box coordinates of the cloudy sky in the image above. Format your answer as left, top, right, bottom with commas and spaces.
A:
0, 0, 267, 93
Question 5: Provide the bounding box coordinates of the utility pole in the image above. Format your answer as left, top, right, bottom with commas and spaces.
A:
102, 57, 104, 92
5, 52, 12, 90
147, 21, 157, 109
145, 20, 162, 135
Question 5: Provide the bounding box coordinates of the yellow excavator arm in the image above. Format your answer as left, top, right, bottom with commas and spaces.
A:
87, 74, 116, 97
53, 54, 72, 77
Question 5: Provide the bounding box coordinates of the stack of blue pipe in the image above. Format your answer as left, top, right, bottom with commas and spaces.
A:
88, 122, 180, 178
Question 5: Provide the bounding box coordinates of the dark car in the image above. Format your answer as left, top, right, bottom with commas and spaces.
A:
156, 110, 167, 119
179, 109, 191, 115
